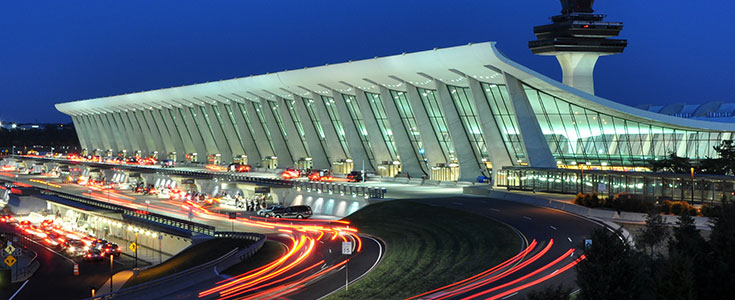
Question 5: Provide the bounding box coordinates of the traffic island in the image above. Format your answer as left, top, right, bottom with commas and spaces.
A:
326, 200, 520, 300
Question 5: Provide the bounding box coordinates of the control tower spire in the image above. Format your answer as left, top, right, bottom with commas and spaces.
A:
529, 0, 627, 94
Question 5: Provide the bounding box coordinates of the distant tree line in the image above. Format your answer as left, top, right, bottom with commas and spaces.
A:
0, 124, 79, 149
650, 140, 735, 175
527, 200, 735, 300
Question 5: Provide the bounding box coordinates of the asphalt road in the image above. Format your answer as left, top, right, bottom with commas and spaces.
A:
0, 224, 145, 300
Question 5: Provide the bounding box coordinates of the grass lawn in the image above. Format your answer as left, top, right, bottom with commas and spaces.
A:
222, 240, 287, 276
326, 199, 520, 300
123, 238, 254, 288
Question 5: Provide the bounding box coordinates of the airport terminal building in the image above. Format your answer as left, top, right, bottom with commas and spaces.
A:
55, 41, 735, 182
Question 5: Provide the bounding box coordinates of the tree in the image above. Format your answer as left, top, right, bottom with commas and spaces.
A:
706, 198, 735, 298
653, 251, 696, 300
526, 284, 570, 300
576, 228, 649, 300
668, 212, 707, 257
636, 210, 668, 257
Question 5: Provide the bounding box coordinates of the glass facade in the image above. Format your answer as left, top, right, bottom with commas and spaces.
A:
342, 94, 375, 164
390, 90, 428, 171
417, 88, 456, 162
481, 83, 527, 165
498, 167, 733, 205
321, 96, 351, 159
365, 92, 399, 161
236, 102, 258, 154
223, 103, 245, 150
210, 105, 234, 154
447, 86, 490, 163
523, 84, 734, 168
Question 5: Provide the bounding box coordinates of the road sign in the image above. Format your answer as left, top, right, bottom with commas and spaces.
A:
341, 242, 352, 255
129, 242, 138, 252
585, 239, 592, 249
4, 255, 16, 267
158, 234, 163, 240
12, 248, 21, 257
4, 244, 15, 255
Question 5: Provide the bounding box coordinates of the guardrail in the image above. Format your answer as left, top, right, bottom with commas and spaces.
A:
87, 233, 265, 300
42, 190, 216, 236
293, 181, 386, 199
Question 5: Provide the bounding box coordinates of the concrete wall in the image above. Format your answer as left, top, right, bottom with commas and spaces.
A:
283, 189, 368, 218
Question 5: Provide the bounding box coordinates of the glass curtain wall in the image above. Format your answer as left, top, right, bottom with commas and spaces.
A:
176, 107, 197, 146
321, 96, 351, 159
304, 98, 332, 162
223, 104, 245, 149
210, 105, 234, 154
236, 102, 259, 155
342, 94, 375, 164
285, 99, 310, 157
253, 102, 276, 155
446, 86, 490, 162
480, 83, 528, 165
417, 88, 456, 162
365, 92, 399, 161
389, 90, 429, 170
523, 84, 734, 168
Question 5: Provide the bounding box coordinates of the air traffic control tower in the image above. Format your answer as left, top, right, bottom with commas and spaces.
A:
529, 0, 627, 95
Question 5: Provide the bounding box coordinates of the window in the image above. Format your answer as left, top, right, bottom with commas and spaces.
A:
417, 88, 456, 162
390, 90, 428, 170
343, 94, 374, 163
365, 92, 399, 160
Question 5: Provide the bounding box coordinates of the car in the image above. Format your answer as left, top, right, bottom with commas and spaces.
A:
102, 243, 121, 257
162, 159, 176, 168
257, 205, 284, 217
64, 239, 88, 256
0, 215, 15, 223
84, 249, 105, 262
281, 168, 301, 179
308, 169, 332, 181
265, 205, 312, 219
346, 171, 364, 182
228, 163, 252, 173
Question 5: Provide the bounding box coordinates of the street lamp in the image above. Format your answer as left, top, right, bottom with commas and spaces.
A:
578, 162, 585, 194
109, 254, 114, 292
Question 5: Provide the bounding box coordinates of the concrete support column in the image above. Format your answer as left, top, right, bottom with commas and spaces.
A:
139, 109, 169, 158
329, 90, 373, 171
80, 115, 103, 151
111, 112, 138, 154
259, 99, 294, 167
90, 114, 113, 152
292, 95, 330, 169
71, 115, 91, 151
131, 110, 159, 155
156, 108, 187, 161
434, 81, 484, 181
404, 83, 447, 166
187, 104, 220, 158
167, 107, 197, 157
504, 74, 556, 168
353, 89, 392, 163
228, 101, 262, 163
377, 86, 426, 177
466, 77, 513, 176
555, 52, 602, 95
244, 101, 275, 160
98, 113, 124, 153
121, 111, 150, 153
276, 96, 308, 161
149, 109, 178, 157
212, 101, 246, 158
310, 94, 348, 161
175, 106, 208, 162
201, 102, 234, 162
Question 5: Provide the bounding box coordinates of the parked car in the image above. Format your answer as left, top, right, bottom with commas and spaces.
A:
265, 205, 313, 219
162, 159, 176, 168
346, 171, 364, 182
257, 205, 283, 217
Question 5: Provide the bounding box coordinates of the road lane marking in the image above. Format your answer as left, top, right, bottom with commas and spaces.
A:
451, 202, 464, 206
568, 237, 573, 243
501, 292, 518, 299
489, 208, 500, 212
550, 225, 557, 230
9, 280, 29, 300
523, 216, 532, 220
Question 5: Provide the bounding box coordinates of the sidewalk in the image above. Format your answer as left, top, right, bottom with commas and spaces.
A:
96, 270, 134, 294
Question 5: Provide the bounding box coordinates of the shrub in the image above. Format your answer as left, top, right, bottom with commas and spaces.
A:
671, 202, 685, 215
661, 200, 673, 214
700, 204, 721, 217
687, 206, 699, 216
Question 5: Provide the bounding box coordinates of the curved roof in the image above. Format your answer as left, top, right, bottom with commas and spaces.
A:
56, 42, 735, 132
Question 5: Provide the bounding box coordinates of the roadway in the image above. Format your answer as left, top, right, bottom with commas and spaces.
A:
0, 223, 145, 300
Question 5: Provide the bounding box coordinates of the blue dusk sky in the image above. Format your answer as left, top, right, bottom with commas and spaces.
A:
1, 0, 733, 123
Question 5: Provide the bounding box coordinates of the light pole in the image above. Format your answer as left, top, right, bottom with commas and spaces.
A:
578, 163, 585, 194
109, 254, 114, 292
690, 167, 695, 205
134, 232, 138, 268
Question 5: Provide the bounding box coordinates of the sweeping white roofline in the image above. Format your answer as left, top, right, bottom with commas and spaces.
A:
56, 42, 734, 132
